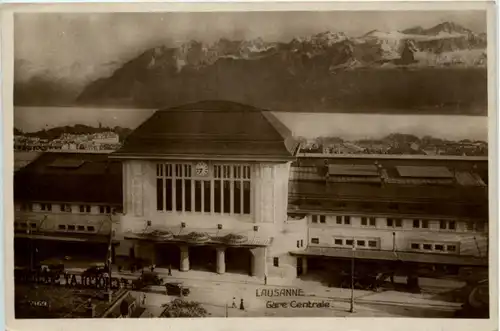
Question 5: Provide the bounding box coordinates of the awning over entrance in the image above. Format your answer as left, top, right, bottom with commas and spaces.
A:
290, 246, 488, 267
124, 226, 273, 247
15, 232, 117, 244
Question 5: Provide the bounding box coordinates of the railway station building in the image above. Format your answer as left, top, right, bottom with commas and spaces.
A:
14, 101, 489, 284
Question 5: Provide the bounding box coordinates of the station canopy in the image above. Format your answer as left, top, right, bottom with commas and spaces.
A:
328, 164, 379, 177
396, 166, 453, 178
48, 158, 86, 169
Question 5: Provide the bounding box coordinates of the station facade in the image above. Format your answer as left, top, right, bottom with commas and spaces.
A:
110, 101, 303, 279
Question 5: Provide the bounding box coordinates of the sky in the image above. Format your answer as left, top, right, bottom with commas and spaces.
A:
15, 11, 486, 72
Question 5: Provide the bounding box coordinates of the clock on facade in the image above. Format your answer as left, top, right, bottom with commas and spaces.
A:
195, 162, 209, 176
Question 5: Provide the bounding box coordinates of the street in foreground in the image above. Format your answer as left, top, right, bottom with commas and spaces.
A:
15, 266, 465, 318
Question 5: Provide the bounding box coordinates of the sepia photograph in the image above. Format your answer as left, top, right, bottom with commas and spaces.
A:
4, 3, 496, 326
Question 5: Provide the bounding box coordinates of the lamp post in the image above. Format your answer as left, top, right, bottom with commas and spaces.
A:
27, 228, 33, 271
349, 239, 355, 313
106, 215, 114, 302
26, 216, 46, 272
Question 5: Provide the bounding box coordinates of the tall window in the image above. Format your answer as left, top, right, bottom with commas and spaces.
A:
194, 181, 202, 212
361, 217, 376, 227
387, 218, 402, 228
156, 163, 251, 215
40, 203, 52, 212
99, 206, 111, 214
61, 204, 72, 212
79, 205, 91, 213
204, 181, 211, 213
156, 164, 164, 211
214, 181, 221, 213
335, 215, 350, 225
413, 219, 429, 229
222, 166, 231, 213
312, 215, 326, 223
439, 220, 456, 231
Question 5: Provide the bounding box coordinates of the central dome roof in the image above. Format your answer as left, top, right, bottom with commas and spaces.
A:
112, 100, 299, 161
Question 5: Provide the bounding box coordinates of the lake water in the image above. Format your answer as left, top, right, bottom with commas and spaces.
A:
14, 107, 488, 141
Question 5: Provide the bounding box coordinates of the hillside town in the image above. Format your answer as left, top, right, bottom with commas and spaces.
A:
14, 130, 488, 157
14, 131, 122, 152
299, 134, 488, 157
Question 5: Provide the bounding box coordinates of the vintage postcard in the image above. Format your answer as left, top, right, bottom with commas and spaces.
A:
2, 2, 497, 331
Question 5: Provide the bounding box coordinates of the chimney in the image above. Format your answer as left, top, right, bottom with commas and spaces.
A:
376, 162, 385, 186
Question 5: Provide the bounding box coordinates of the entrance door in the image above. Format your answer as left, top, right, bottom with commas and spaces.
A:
296, 257, 303, 277
189, 245, 216, 272
155, 244, 180, 269
226, 247, 252, 275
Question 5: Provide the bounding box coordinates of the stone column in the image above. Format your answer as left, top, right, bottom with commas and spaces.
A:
216, 247, 226, 274
302, 257, 308, 275
180, 245, 190, 272
250, 251, 256, 277
250, 247, 266, 278
150, 243, 156, 265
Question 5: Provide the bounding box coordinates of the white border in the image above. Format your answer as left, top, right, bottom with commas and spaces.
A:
2, 2, 498, 331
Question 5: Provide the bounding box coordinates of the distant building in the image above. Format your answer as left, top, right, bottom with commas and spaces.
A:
61, 143, 78, 150
92, 132, 120, 145
410, 142, 420, 151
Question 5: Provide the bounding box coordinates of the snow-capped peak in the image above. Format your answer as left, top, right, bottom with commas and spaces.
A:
402, 21, 473, 36
240, 37, 273, 53
291, 31, 348, 47
363, 30, 406, 40
312, 31, 348, 45
429, 21, 471, 35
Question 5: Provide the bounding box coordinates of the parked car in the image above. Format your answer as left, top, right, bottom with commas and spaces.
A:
132, 271, 164, 289
337, 270, 380, 291
38, 259, 65, 275
82, 263, 110, 278
165, 282, 190, 296
129, 258, 150, 273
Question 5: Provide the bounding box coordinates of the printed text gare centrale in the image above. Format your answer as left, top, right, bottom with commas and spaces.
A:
256, 288, 331, 308
255, 288, 306, 297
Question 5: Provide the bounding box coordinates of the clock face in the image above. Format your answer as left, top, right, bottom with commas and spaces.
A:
195, 162, 209, 177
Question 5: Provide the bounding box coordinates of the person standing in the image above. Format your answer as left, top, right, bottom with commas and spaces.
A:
168, 264, 172, 276
239, 298, 245, 310
232, 297, 237, 308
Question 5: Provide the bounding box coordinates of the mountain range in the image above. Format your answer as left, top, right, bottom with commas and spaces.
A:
15, 21, 488, 114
